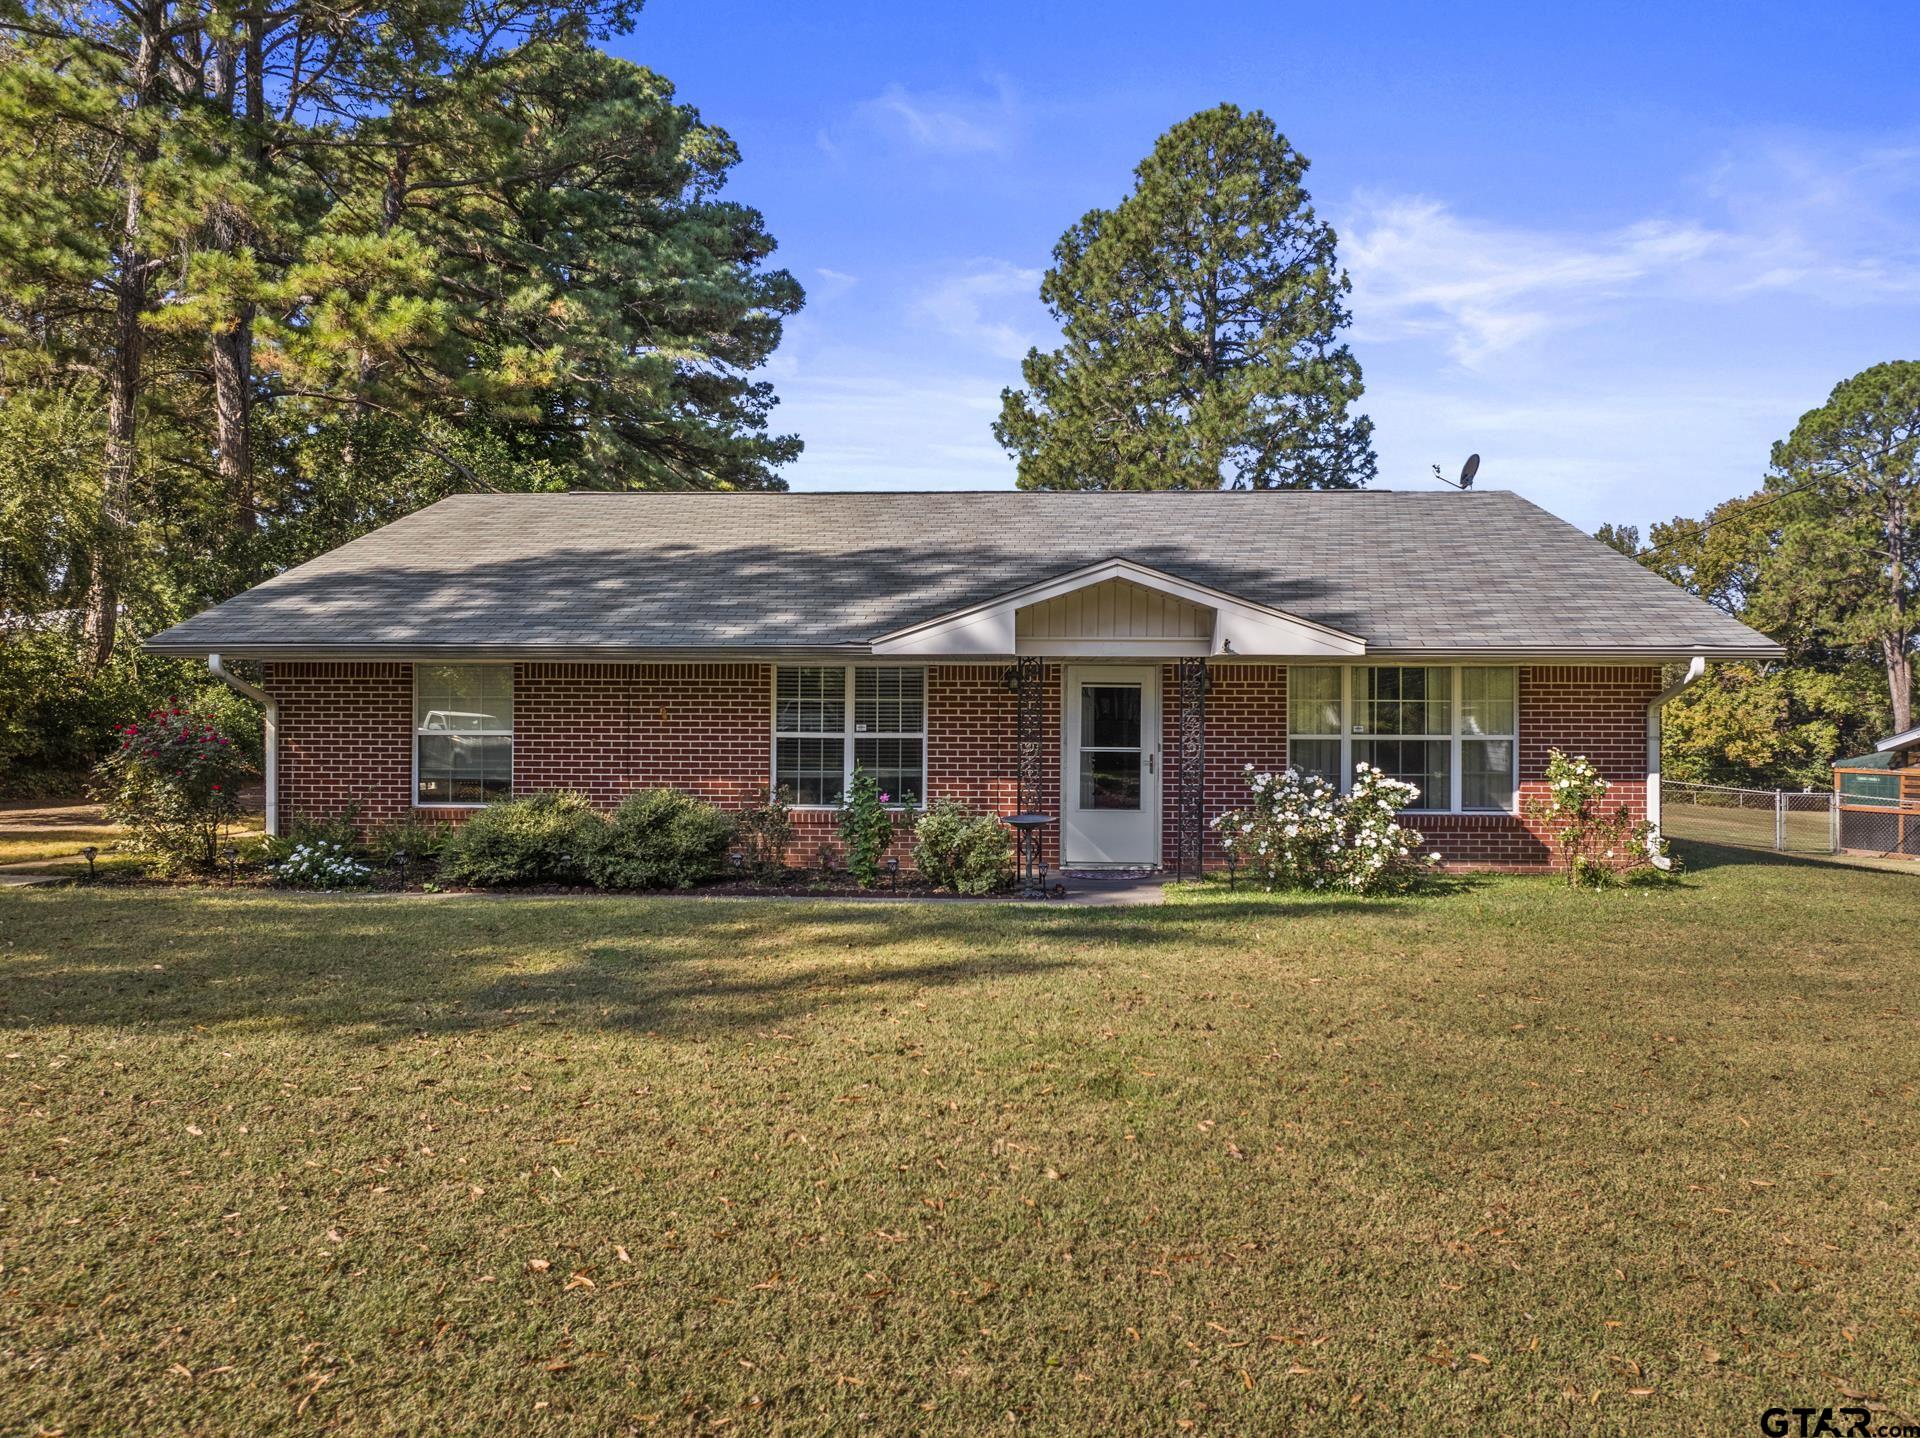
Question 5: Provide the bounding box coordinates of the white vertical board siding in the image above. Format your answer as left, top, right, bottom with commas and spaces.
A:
1015, 579, 1213, 644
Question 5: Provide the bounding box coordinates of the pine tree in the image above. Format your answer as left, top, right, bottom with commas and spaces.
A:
994, 104, 1374, 491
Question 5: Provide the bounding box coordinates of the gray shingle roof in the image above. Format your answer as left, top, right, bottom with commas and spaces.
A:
144, 490, 1781, 658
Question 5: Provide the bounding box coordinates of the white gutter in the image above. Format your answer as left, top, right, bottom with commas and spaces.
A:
208, 654, 278, 838
1644, 655, 1707, 870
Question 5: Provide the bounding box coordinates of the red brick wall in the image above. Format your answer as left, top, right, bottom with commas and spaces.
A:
263, 660, 1656, 873
1380, 665, 1658, 872
1158, 663, 1288, 868
267, 662, 414, 826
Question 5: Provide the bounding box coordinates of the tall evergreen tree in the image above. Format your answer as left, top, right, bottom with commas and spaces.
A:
1758, 361, 1919, 733
994, 104, 1374, 491
0, 0, 803, 684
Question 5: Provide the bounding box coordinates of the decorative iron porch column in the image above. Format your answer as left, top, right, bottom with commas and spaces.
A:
1006, 656, 1047, 894
1173, 657, 1209, 879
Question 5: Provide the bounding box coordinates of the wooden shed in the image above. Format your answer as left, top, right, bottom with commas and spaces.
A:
1832, 725, 1920, 859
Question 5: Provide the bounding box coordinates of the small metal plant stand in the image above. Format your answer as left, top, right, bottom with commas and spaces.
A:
1004, 812, 1055, 899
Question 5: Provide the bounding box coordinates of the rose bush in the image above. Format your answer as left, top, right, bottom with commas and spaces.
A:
1524, 749, 1661, 887
92, 700, 255, 872
1212, 762, 1435, 894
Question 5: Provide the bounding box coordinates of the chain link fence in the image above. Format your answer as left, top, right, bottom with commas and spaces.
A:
1662, 780, 1920, 858
1661, 781, 1836, 854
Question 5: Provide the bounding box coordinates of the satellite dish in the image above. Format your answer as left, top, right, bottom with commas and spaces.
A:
1430, 453, 1482, 490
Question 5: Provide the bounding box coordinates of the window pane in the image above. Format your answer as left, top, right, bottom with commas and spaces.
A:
1289, 738, 1341, 781
1080, 685, 1142, 748
1461, 667, 1517, 736
417, 734, 512, 804
1353, 738, 1450, 810
775, 667, 846, 734
417, 664, 512, 732
1357, 666, 1450, 736
854, 667, 924, 735
776, 736, 845, 806
1463, 739, 1515, 811
854, 737, 923, 805
1288, 666, 1342, 735
1080, 751, 1142, 810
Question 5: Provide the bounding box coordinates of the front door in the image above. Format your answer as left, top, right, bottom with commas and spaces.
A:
1062, 665, 1161, 867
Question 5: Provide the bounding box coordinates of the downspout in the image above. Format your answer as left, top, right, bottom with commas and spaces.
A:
209, 653, 277, 838
1644, 655, 1706, 870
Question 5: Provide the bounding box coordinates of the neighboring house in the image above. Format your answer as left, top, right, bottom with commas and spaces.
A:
146, 491, 1781, 872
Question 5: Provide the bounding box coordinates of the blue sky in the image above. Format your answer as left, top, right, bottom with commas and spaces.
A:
619, 1, 1920, 532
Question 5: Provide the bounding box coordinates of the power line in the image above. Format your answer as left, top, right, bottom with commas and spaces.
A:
1626, 472, 1838, 567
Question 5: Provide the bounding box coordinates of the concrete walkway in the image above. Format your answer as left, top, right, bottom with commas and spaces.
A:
1054, 871, 1171, 907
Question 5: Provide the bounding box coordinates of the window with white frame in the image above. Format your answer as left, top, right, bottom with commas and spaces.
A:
415, 664, 513, 805
1286, 664, 1343, 783
774, 665, 925, 807
1286, 665, 1518, 813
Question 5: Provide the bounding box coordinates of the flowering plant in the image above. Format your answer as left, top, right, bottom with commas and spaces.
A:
837, 766, 899, 887
273, 840, 373, 890
92, 700, 255, 872
1524, 749, 1658, 887
1212, 762, 1436, 894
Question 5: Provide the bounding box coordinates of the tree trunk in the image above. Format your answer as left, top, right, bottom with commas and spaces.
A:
209, 266, 256, 562
86, 19, 161, 670
209, 10, 262, 582
1887, 640, 1915, 735
1888, 491, 1913, 733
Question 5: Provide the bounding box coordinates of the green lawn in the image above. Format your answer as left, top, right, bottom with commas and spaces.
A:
3, 847, 1917, 1435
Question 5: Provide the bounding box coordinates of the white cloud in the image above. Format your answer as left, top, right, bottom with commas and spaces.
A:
1342, 141, 1920, 369
810, 267, 860, 301
910, 260, 1047, 361
776, 371, 1014, 490
848, 78, 1019, 156
1344, 198, 1722, 366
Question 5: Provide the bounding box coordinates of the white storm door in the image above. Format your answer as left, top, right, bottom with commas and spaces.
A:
1062, 665, 1161, 867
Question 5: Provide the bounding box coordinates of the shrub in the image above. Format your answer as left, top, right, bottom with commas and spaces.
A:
584, 789, 736, 890
837, 767, 897, 887
438, 791, 603, 887
273, 839, 372, 890
1524, 749, 1658, 888
736, 788, 794, 883
1212, 762, 1434, 895
361, 813, 453, 872
92, 699, 256, 872
912, 801, 1012, 895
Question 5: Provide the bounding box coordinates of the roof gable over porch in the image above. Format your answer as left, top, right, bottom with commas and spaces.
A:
869, 557, 1367, 659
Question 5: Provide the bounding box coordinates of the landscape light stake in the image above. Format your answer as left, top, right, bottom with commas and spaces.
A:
1225, 849, 1239, 891
221, 845, 239, 886
728, 851, 744, 881
394, 848, 410, 888
81, 845, 97, 881
817, 842, 833, 877
884, 855, 900, 893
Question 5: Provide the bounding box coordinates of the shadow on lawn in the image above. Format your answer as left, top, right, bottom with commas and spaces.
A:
0, 884, 1458, 1041
1671, 838, 1920, 877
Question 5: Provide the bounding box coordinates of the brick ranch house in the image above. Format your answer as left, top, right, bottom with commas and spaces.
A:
146, 491, 1781, 874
